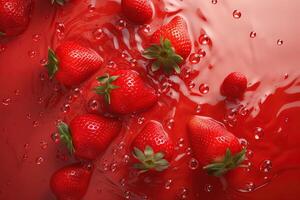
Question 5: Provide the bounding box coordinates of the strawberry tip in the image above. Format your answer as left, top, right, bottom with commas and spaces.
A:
143, 38, 183, 74
132, 146, 170, 173
203, 148, 246, 177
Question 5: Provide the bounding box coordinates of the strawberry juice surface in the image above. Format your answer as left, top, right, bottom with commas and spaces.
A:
0, 0, 300, 199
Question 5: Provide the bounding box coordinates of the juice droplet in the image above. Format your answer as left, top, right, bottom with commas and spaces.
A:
32, 34, 41, 42
189, 158, 199, 170
277, 39, 283, 46
33, 121, 39, 127
28, 50, 37, 58
93, 28, 104, 40
233, 10, 242, 19
189, 53, 201, 64
51, 132, 60, 143
195, 104, 202, 114
179, 188, 188, 199
14, 89, 20, 96
198, 48, 206, 58
111, 162, 118, 172
165, 179, 173, 190
35, 156, 44, 165
143, 25, 151, 33
166, 119, 175, 130
116, 19, 127, 30
40, 141, 48, 150
199, 34, 211, 45
250, 31, 257, 38
177, 138, 185, 148
137, 117, 145, 125
211, 0, 217, 4
88, 99, 99, 112
61, 103, 70, 113
123, 154, 130, 163
260, 160, 272, 173
199, 84, 209, 94
254, 127, 264, 140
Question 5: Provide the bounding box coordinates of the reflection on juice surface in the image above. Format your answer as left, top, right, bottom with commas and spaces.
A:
1, 0, 300, 199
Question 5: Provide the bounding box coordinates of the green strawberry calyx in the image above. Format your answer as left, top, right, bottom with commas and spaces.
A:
132, 145, 170, 173
51, 0, 67, 6
57, 122, 75, 154
203, 148, 247, 177
46, 48, 59, 79
143, 38, 183, 74
94, 73, 119, 104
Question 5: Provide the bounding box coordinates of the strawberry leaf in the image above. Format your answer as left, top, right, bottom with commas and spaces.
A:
57, 122, 75, 154
94, 73, 119, 104
143, 38, 183, 74
203, 148, 247, 177
46, 48, 59, 79
132, 146, 170, 173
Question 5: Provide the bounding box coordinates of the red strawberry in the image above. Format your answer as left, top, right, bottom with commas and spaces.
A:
188, 115, 246, 176
94, 69, 158, 114
0, 0, 32, 36
50, 162, 93, 200
131, 120, 174, 172
143, 16, 192, 73
121, 0, 153, 24
46, 41, 103, 86
221, 72, 248, 99
57, 114, 122, 160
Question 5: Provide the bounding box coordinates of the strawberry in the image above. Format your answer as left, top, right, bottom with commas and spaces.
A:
0, 0, 32, 36
121, 0, 153, 24
94, 69, 158, 114
57, 114, 122, 160
46, 41, 103, 87
50, 162, 93, 200
143, 16, 192, 73
187, 115, 246, 176
221, 72, 248, 99
131, 121, 174, 172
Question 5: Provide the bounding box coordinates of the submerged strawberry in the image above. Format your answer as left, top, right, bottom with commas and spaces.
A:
221, 72, 248, 99
46, 41, 103, 86
143, 16, 192, 73
0, 0, 32, 36
121, 0, 153, 24
57, 114, 122, 160
50, 163, 93, 200
94, 69, 158, 114
188, 115, 246, 176
131, 121, 174, 172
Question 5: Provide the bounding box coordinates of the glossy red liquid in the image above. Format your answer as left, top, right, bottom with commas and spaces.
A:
1, 0, 300, 199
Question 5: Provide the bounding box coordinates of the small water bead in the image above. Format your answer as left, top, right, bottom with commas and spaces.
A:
166, 119, 175, 130
40, 58, 47, 66
204, 184, 213, 192
61, 103, 71, 113
179, 188, 188, 199
124, 191, 130, 199
250, 31, 257, 38
116, 19, 127, 30
195, 104, 202, 114
189, 53, 201, 64
211, 0, 217, 4
26, 113, 32, 120
188, 81, 196, 89
32, 34, 41, 42
185, 147, 192, 155
244, 182, 255, 192
199, 34, 211, 45
130, 58, 137, 67
22, 153, 28, 160
88, 99, 99, 112
28, 50, 37, 58
247, 150, 254, 158
165, 179, 173, 190
120, 178, 126, 187
143, 24, 151, 33
24, 143, 30, 149
233, 10, 242, 19
260, 160, 272, 173
56, 22, 65, 33
2, 97, 11, 106
254, 127, 264, 140
198, 48, 206, 58
107, 60, 116, 69
177, 138, 185, 148
88, 4, 95, 12
51, 132, 60, 143
284, 73, 289, 79
277, 39, 283, 46
40, 141, 48, 150
189, 158, 199, 170
239, 138, 248, 149
35, 156, 44, 165
137, 117, 145, 125
123, 154, 130, 163
32, 121, 39, 127
0, 44, 6, 53
111, 162, 118, 172
93, 28, 104, 40
37, 97, 44, 104
199, 83, 209, 94
14, 89, 20, 96
73, 88, 82, 97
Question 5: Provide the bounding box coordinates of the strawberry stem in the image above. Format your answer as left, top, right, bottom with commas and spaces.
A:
46, 48, 59, 79
203, 148, 246, 176
51, 0, 67, 6
94, 73, 119, 104
57, 122, 75, 154
143, 38, 183, 74
132, 146, 169, 173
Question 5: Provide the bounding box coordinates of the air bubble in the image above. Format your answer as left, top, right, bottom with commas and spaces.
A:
35, 156, 44, 165
165, 179, 173, 189
61, 104, 71, 113
189, 158, 199, 170
189, 53, 201, 64
2, 97, 11, 106
137, 117, 145, 125
32, 34, 41, 42
254, 127, 264, 140
111, 162, 118, 172
204, 184, 213, 192
177, 138, 185, 148
166, 119, 175, 130
198, 48, 206, 58
195, 104, 202, 114
179, 188, 188, 199
33, 121, 39, 127
277, 39, 283, 46
93, 28, 104, 40
123, 154, 130, 163
250, 31, 256, 38
260, 160, 272, 173
116, 19, 127, 30
40, 141, 48, 150
211, 0, 217, 4
199, 34, 211, 45
51, 132, 60, 143
88, 99, 99, 112
199, 84, 209, 94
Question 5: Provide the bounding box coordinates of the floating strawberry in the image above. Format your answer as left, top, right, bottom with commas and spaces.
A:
143, 16, 192, 73
221, 72, 248, 99
0, 0, 32, 36
50, 162, 93, 200
131, 121, 174, 172
94, 69, 158, 114
57, 114, 122, 160
121, 0, 153, 24
46, 41, 103, 86
188, 115, 246, 176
